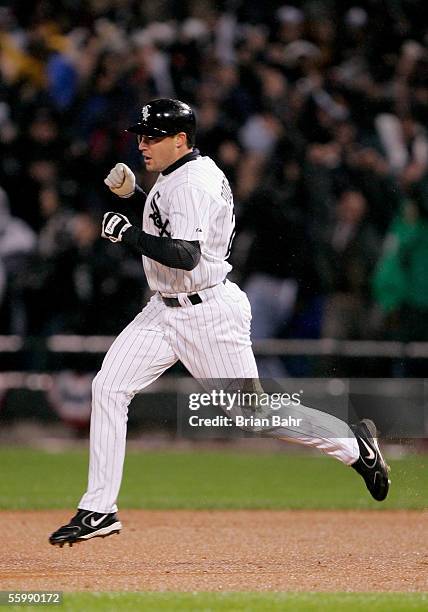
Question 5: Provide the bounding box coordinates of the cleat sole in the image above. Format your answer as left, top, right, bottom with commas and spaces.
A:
49, 529, 121, 547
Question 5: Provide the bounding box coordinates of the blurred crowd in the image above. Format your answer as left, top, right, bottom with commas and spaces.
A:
1, 0, 428, 362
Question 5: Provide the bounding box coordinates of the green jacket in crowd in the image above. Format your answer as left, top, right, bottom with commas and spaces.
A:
372, 204, 428, 312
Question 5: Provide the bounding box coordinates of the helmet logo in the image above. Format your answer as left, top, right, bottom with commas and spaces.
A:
142, 105, 150, 121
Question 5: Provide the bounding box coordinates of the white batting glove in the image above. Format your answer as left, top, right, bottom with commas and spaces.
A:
101, 212, 132, 243
104, 163, 136, 198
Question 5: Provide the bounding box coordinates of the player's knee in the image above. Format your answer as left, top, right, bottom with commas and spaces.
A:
92, 371, 108, 401
92, 371, 130, 408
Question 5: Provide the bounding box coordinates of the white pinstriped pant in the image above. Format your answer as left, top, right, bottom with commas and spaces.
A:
79, 280, 358, 513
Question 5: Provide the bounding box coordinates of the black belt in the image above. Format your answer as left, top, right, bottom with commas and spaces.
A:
161, 280, 226, 308
162, 293, 202, 307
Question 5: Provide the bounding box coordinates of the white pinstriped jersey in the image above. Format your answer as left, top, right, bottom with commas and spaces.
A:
142, 155, 235, 296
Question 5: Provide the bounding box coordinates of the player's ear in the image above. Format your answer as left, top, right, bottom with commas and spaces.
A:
175, 132, 187, 149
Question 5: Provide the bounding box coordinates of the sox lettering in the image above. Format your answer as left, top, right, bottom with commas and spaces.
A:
149, 191, 171, 237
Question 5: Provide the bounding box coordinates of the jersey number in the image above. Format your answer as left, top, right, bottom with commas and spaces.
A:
222, 179, 235, 259
225, 219, 236, 260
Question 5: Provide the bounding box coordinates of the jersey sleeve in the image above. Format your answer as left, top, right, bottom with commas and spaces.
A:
167, 184, 210, 242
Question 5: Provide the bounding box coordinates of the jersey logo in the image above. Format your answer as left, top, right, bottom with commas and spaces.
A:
142, 104, 150, 121
90, 514, 107, 528
149, 191, 171, 237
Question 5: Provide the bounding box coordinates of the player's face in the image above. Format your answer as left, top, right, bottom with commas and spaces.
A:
137, 133, 188, 172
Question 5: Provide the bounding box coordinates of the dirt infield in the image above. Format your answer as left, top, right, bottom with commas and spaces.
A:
1, 510, 427, 592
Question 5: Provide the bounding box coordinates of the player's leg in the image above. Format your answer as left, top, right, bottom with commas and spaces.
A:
49, 295, 178, 546
170, 280, 364, 472
79, 295, 177, 513
248, 390, 389, 500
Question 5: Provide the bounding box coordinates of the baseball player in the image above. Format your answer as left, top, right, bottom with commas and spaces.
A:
49, 99, 390, 547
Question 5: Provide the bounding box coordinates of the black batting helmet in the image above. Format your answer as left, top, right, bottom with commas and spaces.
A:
126, 98, 196, 146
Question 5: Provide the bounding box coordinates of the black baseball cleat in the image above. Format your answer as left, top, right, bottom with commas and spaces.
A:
351, 419, 391, 501
49, 509, 122, 547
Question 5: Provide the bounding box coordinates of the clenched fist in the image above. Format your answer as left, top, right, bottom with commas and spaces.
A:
104, 163, 136, 198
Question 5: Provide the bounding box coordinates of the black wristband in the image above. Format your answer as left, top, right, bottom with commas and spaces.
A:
134, 184, 147, 199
